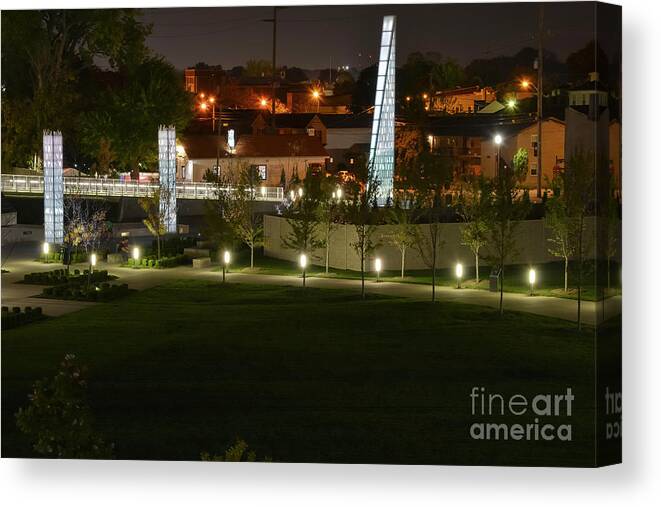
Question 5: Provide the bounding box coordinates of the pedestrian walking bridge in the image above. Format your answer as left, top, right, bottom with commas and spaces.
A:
1, 174, 284, 202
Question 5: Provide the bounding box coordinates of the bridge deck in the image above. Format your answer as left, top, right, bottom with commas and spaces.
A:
1, 175, 284, 202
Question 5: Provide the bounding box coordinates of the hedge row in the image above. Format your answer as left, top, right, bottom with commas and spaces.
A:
42, 282, 130, 302
127, 254, 187, 269
39, 252, 88, 264
1, 306, 45, 330
23, 269, 112, 286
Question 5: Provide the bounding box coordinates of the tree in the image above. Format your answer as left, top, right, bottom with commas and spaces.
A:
16, 354, 113, 459
385, 201, 417, 278
1, 9, 151, 168
563, 147, 596, 329
138, 185, 171, 260
224, 165, 264, 269
203, 172, 238, 258
282, 182, 323, 263
457, 176, 490, 285
485, 154, 530, 315
80, 57, 193, 176
316, 177, 342, 274
545, 178, 577, 292
200, 437, 270, 462
244, 59, 272, 78
343, 159, 380, 298
605, 183, 620, 291
63, 189, 110, 281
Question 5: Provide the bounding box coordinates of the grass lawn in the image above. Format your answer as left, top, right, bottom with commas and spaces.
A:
2, 280, 616, 466
220, 251, 621, 302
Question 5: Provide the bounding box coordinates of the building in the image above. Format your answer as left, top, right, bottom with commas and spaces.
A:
429, 85, 497, 114
179, 134, 330, 186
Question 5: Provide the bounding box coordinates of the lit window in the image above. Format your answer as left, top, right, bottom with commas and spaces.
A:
257, 165, 267, 180
530, 163, 538, 176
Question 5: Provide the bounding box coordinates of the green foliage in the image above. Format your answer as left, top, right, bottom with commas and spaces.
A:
200, 437, 270, 462
457, 176, 490, 283
1, 306, 45, 331
385, 202, 418, 278
15, 354, 113, 459
23, 268, 112, 286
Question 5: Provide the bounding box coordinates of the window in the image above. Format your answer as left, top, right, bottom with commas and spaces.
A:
306, 128, 316, 137
251, 164, 267, 180
530, 163, 538, 176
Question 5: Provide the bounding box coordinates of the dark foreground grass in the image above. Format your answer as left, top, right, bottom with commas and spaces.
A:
2, 281, 612, 466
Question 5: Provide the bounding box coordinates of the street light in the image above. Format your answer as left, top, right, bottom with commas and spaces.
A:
42, 242, 49, 262
336, 187, 342, 200
299, 253, 308, 287
298, 187, 303, 198
494, 134, 503, 177
528, 268, 536, 296
290, 189, 296, 201
132, 246, 140, 267
374, 257, 382, 283
455, 262, 463, 289
90, 253, 97, 272
260, 98, 268, 108
222, 250, 231, 282
311, 89, 321, 112
506, 98, 517, 110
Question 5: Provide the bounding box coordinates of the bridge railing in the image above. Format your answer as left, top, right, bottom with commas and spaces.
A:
1, 174, 284, 202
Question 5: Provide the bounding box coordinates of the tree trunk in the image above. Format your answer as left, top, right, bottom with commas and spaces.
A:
157, 235, 161, 260
401, 248, 405, 279
564, 256, 569, 292
577, 216, 584, 331
499, 264, 504, 316
250, 245, 254, 269
475, 251, 480, 284
325, 229, 330, 274
360, 249, 365, 299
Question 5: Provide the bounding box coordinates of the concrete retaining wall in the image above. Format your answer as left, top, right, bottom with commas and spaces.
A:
264, 214, 612, 272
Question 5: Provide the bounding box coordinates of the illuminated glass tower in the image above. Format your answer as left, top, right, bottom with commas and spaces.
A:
158, 126, 177, 234
43, 130, 64, 244
368, 15, 396, 206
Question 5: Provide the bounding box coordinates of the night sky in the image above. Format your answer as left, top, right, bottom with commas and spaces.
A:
141, 2, 620, 71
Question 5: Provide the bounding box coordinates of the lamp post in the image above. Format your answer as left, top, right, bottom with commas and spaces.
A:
528, 268, 536, 296
455, 262, 463, 289
42, 242, 49, 262
132, 246, 140, 268
222, 250, 230, 282
299, 254, 307, 287
90, 253, 97, 273
493, 134, 503, 177
375, 257, 382, 283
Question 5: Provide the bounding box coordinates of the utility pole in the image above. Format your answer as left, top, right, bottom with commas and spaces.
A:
536, 4, 544, 200
271, 6, 278, 128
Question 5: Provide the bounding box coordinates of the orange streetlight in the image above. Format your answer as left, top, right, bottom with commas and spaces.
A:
259, 97, 268, 108
311, 89, 321, 112
199, 102, 208, 112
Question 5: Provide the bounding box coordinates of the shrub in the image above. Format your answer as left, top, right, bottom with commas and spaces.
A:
1, 306, 8, 313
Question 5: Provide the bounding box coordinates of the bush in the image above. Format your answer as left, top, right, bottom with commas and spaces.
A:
1, 306, 45, 330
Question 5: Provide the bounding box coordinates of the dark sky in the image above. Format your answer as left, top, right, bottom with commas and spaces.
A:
142, 2, 620, 71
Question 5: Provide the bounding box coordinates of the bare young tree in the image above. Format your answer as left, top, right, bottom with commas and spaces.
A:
282, 183, 323, 263
386, 200, 417, 279
457, 176, 490, 285
545, 177, 577, 293
138, 185, 171, 260
316, 177, 342, 274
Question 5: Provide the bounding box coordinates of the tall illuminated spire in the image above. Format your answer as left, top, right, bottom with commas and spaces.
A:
158, 125, 177, 234
368, 15, 396, 206
43, 130, 64, 244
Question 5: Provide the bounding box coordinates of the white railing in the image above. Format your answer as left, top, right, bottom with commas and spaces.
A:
1, 174, 284, 202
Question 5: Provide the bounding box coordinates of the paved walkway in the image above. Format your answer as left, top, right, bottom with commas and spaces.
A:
2, 243, 620, 324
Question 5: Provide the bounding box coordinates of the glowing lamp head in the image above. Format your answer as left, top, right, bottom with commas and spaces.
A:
260, 98, 268, 107
298, 187, 303, 198
132, 247, 140, 261
290, 190, 295, 201
199, 102, 208, 111
312, 90, 320, 99
336, 187, 342, 199
42, 242, 49, 255
223, 250, 231, 265
494, 134, 503, 146
422, 93, 428, 99
455, 263, 463, 279
90, 253, 97, 267
528, 268, 536, 285
506, 99, 517, 109
299, 254, 308, 269
375, 258, 382, 273
208, 96, 215, 104
521, 80, 530, 89
199, 93, 205, 99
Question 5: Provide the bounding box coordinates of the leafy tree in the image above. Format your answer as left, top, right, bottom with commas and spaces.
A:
200, 437, 270, 462
457, 176, 490, 284
80, 57, 193, 176
343, 159, 380, 298
316, 177, 342, 274
244, 59, 272, 78
204, 172, 238, 258
282, 182, 323, 263
385, 201, 417, 278
138, 185, 171, 260
563, 147, 597, 329
16, 354, 113, 459
545, 177, 577, 292
485, 153, 530, 315
1, 9, 151, 168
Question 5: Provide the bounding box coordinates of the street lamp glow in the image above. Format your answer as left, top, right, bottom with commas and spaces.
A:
336, 187, 342, 199
311, 89, 320, 99
299, 253, 308, 287
223, 250, 231, 265
521, 79, 530, 89
455, 262, 463, 288
494, 134, 503, 145
132, 247, 140, 261
90, 253, 97, 268
199, 102, 208, 111
208, 96, 215, 104
260, 98, 268, 107
298, 187, 303, 198
42, 242, 50, 255
290, 189, 295, 201
528, 268, 536, 296
506, 98, 517, 109
375, 257, 382, 283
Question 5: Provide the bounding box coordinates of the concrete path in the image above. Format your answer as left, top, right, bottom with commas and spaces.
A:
1, 243, 621, 324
